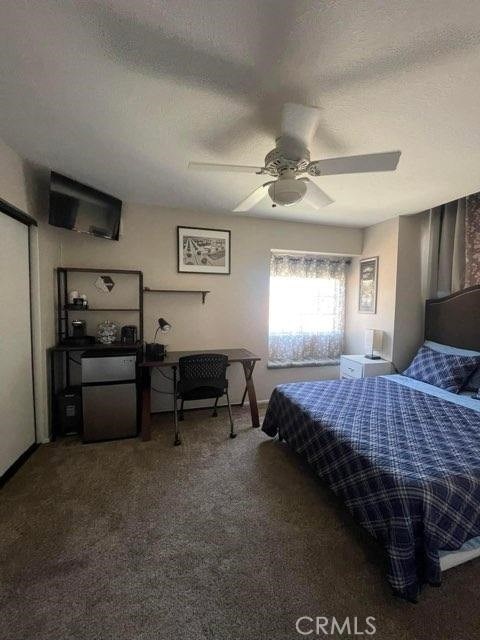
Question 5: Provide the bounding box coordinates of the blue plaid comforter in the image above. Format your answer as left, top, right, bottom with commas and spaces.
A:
262, 376, 480, 600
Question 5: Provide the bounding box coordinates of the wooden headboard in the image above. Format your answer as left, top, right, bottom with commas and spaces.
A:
425, 285, 480, 351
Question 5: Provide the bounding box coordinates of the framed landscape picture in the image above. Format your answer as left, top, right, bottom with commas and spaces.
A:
177, 226, 231, 274
358, 256, 378, 313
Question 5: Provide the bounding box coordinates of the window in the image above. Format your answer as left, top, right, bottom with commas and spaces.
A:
268, 252, 347, 368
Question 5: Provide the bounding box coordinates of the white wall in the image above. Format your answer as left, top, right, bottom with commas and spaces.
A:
392, 214, 425, 370
57, 204, 362, 407
0, 139, 58, 442
0, 139, 31, 212
0, 214, 35, 473
345, 213, 428, 371
345, 217, 399, 361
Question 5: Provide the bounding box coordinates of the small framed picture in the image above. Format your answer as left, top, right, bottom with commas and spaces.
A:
359, 256, 378, 313
177, 226, 231, 275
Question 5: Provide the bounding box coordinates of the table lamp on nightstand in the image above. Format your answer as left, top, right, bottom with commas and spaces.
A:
364, 329, 383, 360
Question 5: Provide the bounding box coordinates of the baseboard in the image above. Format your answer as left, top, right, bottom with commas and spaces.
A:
151, 398, 270, 416
151, 402, 240, 416
0, 443, 38, 488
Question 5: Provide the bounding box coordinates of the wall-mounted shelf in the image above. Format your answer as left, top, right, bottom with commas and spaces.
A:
59, 267, 142, 275
51, 342, 142, 353
64, 307, 141, 312
143, 287, 210, 304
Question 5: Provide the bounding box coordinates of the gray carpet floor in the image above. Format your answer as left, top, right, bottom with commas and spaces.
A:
1, 406, 479, 640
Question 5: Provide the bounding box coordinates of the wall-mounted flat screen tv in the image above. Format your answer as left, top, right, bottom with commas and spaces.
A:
48, 172, 122, 240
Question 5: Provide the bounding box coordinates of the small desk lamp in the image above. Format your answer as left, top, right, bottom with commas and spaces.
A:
146, 318, 172, 362
364, 329, 383, 360
154, 317, 171, 341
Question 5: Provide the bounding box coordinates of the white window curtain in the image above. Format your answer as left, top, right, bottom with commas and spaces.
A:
268, 253, 347, 367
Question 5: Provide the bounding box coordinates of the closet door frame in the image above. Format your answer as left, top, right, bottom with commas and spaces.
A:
0, 196, 38, 482
0, 196, 37, 228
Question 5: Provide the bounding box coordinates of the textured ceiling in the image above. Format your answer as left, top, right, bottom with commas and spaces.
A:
1, 1, 480, 227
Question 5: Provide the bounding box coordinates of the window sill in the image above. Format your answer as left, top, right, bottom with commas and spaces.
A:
267, 360, 340, 370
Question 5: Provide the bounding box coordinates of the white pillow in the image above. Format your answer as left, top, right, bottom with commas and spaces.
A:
424, 340, 480, 357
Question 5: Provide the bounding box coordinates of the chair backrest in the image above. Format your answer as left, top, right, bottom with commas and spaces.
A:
178, 354, 228, 387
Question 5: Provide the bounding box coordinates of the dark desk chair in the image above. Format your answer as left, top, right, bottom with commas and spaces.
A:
174, 353, 235, 445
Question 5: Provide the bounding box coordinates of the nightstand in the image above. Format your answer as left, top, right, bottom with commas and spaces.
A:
340, 354, 392, 379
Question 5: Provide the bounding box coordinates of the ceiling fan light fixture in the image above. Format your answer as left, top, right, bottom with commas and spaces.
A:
189, 103, 401, 213
268, 177, 307, 206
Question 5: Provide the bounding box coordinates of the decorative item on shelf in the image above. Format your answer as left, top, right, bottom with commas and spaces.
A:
97, 320, 119, 344
94, 275, 115, 293
364, 329, 383, 360
66, 301, 84, 310
67, 290, 88, 309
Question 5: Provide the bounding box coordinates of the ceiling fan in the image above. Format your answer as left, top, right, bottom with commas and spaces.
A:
188, 103, 401, 211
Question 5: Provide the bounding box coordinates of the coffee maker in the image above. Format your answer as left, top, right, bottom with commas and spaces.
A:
121, 325, 138, 345
61, 319, 94, 346
71, 319, 86, 338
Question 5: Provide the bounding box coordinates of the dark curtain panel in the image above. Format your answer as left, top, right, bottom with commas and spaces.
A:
426, 193, 480, 298
465, 193, 480, 288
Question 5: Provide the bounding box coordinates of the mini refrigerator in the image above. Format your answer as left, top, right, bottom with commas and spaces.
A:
81, 350, 138, 442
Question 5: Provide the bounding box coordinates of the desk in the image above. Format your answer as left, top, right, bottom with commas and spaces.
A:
138, 348, 261, 441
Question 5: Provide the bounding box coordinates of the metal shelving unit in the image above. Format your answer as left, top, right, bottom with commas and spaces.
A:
50, 267, 144, 438
64, 307, 141, 312
57, 267, 144, 344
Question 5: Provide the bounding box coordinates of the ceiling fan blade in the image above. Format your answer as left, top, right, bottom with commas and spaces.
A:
307, 151, 401, 176
233, 184, 270, 212
300, 178, 334, 208
188, 162, 263, 174
281, 103, 322, 148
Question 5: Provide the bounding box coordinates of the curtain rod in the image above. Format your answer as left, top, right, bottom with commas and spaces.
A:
271, 251, 351, 264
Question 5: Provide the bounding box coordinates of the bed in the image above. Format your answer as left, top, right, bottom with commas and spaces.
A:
262, 286, 480, 601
